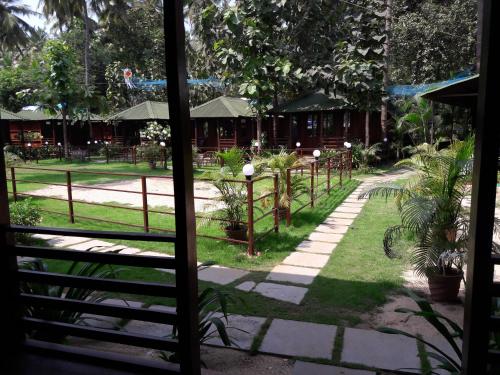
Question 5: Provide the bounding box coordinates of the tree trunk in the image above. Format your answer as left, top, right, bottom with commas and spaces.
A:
343, 111, 350, 140
365, 111, 370, 147
272, 92, 278, 147
256, 115, 262, 152
380, 0, 392, 141
83, 4, 91, 139
62, 107, 69, 158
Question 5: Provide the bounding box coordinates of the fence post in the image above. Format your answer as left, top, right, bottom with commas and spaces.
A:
133, 146, 137, 165
10, 167, 17, 202
327, 157, 331, 194
286, 168, 292, 227
310, 162, 315, 208
247, 179, 254, 256
141, 176, 149, 232
66, 171, 75, 223
339, 154, 343, 187
273, 173, 279, 233
105, 146, 110, 164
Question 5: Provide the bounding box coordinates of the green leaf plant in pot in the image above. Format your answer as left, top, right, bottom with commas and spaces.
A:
201, 148, 248, 241
359, 137, 489, 302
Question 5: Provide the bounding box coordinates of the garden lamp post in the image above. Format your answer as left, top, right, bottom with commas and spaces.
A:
57, 142, 62, 160
27, 143, 32, 163
160, 141, 167, 169
313, 149, 321, 188
243, 163, 254, 181
296, 141, 301, 156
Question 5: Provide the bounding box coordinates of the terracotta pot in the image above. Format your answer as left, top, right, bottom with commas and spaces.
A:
225, 224, 248, 241
428, 269, 463, 302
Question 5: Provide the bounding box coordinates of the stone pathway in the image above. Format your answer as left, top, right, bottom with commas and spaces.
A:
33, 233, 249, 286
234, 169, 414, 305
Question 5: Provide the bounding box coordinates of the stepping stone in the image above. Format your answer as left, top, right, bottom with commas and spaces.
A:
149, 305, 176, 313
266, 264, 320, 285
282, 252, 330, 268
47, 236, 91, 247
335, 205, 363, 214
118, 247, 142, 255
315, 223, 349, 234
293, 361, 375, 375
33, 234, 60, 240
124, 320, 173, 337
198, 265, 249, 285
323, 217, 354, 226
339, 201, 365, 207
296, 240, 337, 254
308, 232, 344, 243
328, 212, 358, 219
341, 328, 420, 372
260, 319, 336, 359
67, 240, 115, 251
236, 281, 256, 292
205, 314, 266, 350
254, 282, 308, 304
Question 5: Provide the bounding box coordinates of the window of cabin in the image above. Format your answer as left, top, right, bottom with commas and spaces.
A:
202, 121, 209, 139
219, 120, 234, 138
306, 113, 318, 137
323, 113, 335, 137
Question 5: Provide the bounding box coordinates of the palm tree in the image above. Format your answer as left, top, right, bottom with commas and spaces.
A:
41, 0, 130, 135
0, 0, 37, 52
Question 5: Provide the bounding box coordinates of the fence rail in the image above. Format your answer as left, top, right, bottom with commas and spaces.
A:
7, 150, 351, 255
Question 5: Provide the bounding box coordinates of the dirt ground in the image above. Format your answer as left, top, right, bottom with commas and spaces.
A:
29, 177, 223, 212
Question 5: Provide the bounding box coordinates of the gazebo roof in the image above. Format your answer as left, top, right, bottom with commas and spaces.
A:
275, 89, 349, 113
420, 74, 479, 108
107, 101, 170, 121
16, 110, 54, 121
1, 108, 25, 120
190, 96, 255, 118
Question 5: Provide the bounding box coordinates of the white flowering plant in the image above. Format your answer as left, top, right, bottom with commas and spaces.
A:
139, 121, 171, 143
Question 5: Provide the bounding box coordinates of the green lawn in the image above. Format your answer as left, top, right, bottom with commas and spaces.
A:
44, 188, 407, 327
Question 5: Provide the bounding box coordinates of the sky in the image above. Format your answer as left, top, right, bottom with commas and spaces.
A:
18, 0, 48, 31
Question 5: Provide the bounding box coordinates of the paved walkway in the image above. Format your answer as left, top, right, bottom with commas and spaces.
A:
234, 169, 414, 304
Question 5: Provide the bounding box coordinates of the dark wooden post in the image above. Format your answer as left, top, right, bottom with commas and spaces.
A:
273, 173, 279, 232
105, 145, 110, 164
133, 146, 137, 165
349, 149, 352, 179
141, 176, 149, 232
462, 1, 498, 373
247, 179, 254, 256
164, 0, 201, 372
286, 168, 292, 227
327, 157, 331, 194
339, 154, 343, 187
310, 162, 315, 208
10, 167, 17, 202
0, 124, 24, 371
66, 171, 75, 223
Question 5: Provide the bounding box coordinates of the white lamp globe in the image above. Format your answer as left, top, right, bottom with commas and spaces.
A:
242, 163, 255, 178
57, 142, 61, 146
105, 141, 109, 145
160, 141, 166, 147
94, 140, 98, 144
45, 141, 49, 145
313, 149, 321, 158
296, 142, 301, 147
254, 141, 260, 147
87, 141, 91, 145
383, 137, 388, 143
345, 142, 352, 149
27, 143, 32, 147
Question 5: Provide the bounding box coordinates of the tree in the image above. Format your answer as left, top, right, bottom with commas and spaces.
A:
212, 0, 301, 149
0, 0, 36, 52
41, 40, 80, 158
390, 0, 477, 84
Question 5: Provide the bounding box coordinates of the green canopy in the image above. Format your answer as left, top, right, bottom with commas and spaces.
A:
1, 108, 25, 120
190, 96, 255, 118
274, 89, 349, 113
107, 101, 170, 121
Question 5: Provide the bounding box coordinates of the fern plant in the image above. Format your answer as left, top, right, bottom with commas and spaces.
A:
360, 137, 477, 277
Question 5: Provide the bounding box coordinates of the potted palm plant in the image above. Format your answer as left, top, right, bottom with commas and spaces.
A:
264, 149, 304, 219
360, 137, 477, 301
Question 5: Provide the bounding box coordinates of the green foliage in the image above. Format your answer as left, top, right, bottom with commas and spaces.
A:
136, 144, 162, 167
18, 257, 121, 342
0, 0, 36, 51
378, 290, 462, 374
216, 147, 245, 178
351, 142, 382, 171
265, 149, 303, 208
390, 0, 477, 84
9, 198, 42, 242
4, 150, 20, 167
361, 138, 477, 276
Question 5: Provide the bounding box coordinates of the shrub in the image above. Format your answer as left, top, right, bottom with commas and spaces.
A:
4, 151, 21, 167
10, 198, 42, 243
